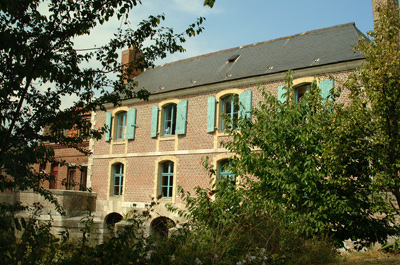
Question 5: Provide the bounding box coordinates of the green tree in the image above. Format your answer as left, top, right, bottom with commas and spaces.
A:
0, 0, 214, 207
222, 71, 397, 247
346, 3, 400, 211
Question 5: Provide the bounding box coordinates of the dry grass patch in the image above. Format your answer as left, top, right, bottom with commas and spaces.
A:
329, 248, 400, 265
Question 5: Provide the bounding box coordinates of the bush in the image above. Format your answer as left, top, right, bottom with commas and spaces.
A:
163, 159, 338, 264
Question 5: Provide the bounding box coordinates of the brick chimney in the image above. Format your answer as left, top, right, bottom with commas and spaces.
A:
372, 0, 399, 24
121, 46, 144, 81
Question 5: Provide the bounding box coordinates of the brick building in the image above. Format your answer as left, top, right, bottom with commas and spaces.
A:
88, 22, 365, 235
39, 112, 91, 191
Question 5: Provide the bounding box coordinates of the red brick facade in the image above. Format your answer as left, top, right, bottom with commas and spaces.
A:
89, 67, 359, 225
37, 113, 91, 191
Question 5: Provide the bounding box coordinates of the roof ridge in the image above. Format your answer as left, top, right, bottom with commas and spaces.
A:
152, 22, 356, 69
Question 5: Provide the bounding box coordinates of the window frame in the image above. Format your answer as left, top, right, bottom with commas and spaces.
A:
113, 163, 124, 196
221, 94, 239, 130
67, 167, 75, 190
80, 166, 87, 191
115, 111, 127, 140
163, 104, 177, 136
219, 159, 236, 186
294, 84, 310, 104
49, 164, 58, 189
160, 161, 174, 198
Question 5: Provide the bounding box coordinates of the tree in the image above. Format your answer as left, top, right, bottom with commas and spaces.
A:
346, 3, 400, 211
222, 71, 397, 248
0, 0, 214, 208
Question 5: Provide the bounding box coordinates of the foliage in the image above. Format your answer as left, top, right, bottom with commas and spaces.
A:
0, 174, 337, 265
381, 236, 400, 254
0, 203, 70, 264
0, 0, 213, 206
164, 159, 338, 265
220, 70, 397, 248
346, 3, 400, 211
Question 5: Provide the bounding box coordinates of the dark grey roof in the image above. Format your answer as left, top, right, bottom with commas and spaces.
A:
134, 23, 365, 95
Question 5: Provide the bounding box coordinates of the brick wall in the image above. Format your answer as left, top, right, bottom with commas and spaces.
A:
36, 141, 89, 191
90, 69, 356, 222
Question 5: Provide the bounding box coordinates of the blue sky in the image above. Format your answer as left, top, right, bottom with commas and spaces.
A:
133, 0, 378, 65
63, 0, 394, 107
74, 0, 382, 66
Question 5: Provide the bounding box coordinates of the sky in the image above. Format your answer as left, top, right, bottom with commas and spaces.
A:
61, 0, 396, 108
74, 0, 382, 67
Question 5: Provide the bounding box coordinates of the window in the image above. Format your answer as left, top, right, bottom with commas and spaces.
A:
219, 159, 236, 186
221, 94, 239, 130
160, 161, 174, 198
113, 163, 124, 196
67, 167, 75, 190
116, 111, 127, 140
207, 90, 252, 133
151, 100, 188, 138
295, 84, 310, 103
163, 104, 177, 136
39, 163, 46, 172
80, 166, 87, 191
49, 164, 58, 189
105, 108, 137, 141
277, 79, 334, 103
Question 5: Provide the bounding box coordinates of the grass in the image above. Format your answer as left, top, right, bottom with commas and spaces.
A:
329, 248, 400, 265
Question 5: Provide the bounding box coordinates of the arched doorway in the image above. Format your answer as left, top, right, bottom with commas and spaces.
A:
150, 217, 175, 238
105, 212, 123, 230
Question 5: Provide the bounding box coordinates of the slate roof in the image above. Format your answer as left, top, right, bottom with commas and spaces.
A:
134, 23, 365, 95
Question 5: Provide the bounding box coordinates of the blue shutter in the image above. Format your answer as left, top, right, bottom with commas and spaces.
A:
207, 97, 216, 132
239, 90, 252, 119
176, 100, 188, 135
126, 108, 137, 140
105, 112, 112, 141
278, 85, 285, 103
151, 105, 159, 138
320, 79, 334, 100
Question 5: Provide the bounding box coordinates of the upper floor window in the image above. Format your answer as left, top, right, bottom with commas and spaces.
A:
66, 167, 75, 190
277, 79, 334, 103
113, 163, 124, 196
219, 159, 236, 186
80, 166, 87, 191
116, 111, 127, 140
151, 100, 188, 138
207, 90, 252, 133
221, 94, 239, 130
163, 104, 177, 136
295, 84, 310, 103
105, 108, 137, 141
160, 161, 174, 198
49, 164, 58, 189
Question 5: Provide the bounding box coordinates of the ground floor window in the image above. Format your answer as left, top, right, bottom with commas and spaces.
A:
219, 159, 236, 186
160, 161, 174, 198
113, 163, 124, 196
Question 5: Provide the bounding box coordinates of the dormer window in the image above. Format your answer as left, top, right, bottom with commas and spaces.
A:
227, 54, 240, 63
